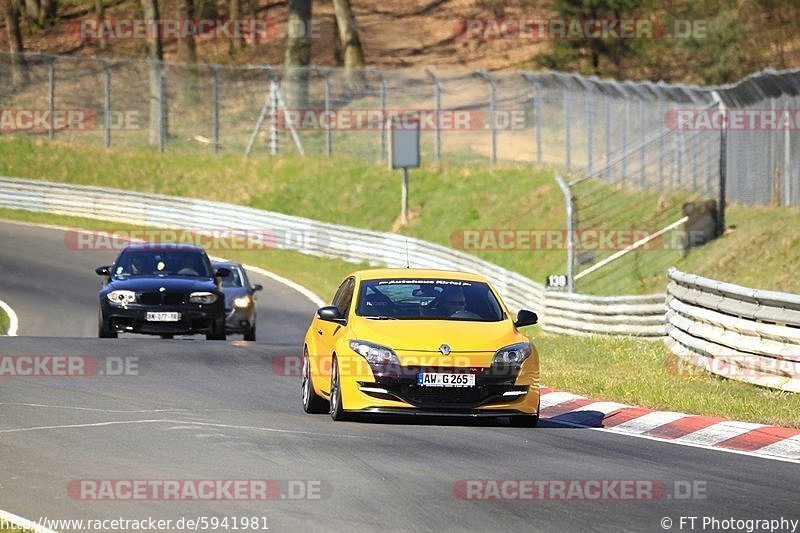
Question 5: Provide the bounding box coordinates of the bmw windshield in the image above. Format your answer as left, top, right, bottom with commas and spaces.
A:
355, 279, 505, 321
112, 250, 213, 278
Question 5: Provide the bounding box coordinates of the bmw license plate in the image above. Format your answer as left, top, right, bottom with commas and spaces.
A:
417, 373, 475, 387
145, 312, 181, 322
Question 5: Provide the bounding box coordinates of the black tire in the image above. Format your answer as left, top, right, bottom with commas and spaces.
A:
243, 324, 256, 342
302, 349, 329, 414
160, 334, 174, 339
509, 414, 539, 427
98, 310, 117, 339
206, 319, 227, 341
329, 357, 351, 421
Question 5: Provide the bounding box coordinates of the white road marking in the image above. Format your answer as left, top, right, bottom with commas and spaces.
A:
0, 418, 365, 439
0, 402, 188, 413
0, 507, 58, 533
756, 433, 800, 461
0, 297, 19, 336
678, 421, 766, 447
540, 391, 586, 408
610, 411, 688, 434
570, 401, 630, 415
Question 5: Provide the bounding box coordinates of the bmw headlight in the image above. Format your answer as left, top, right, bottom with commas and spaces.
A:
189, 292, 218, 304
233, 295, 251, 308
107, 290, 137, 305
349, 340, 400, 366
492, 342, 532, 365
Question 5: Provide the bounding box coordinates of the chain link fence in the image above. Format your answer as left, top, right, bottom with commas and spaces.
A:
1, 53, 799, 292
1, 52, 798, 204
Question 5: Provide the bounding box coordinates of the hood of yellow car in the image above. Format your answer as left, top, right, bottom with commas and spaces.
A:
350, 317, 524, 353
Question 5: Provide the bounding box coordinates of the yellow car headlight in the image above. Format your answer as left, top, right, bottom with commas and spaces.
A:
492, 342, 532, 365
349, 340, 400, 367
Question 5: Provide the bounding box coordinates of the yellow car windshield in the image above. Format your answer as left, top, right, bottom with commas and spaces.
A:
355, 279, 505, 321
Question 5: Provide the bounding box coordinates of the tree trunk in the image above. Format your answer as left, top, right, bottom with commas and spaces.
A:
94, 0, 107, 51
3, 0, 29, 87
332, 0, 365, 91
283, 0, 312, 109
39, 0, 54, 26
177, 0, 196, 63
194, 0, 216, 19
247, 0, 258, 44
22, 0, 37, 25
228, 0, 243, 54
141, 0, 165, 147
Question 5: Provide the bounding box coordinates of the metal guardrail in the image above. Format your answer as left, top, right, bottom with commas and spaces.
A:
0, 176, 666, 337
666, 268, 800, 391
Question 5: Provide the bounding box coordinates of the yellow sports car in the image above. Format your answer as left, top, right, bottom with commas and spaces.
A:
301, 269, 540, 426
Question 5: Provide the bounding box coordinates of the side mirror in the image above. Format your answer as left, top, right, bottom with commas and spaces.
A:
95, 265, 111, 276
317, 306, 346, 324
215, 267, 231, 277
514, 309, 538, 328
252, 284, 263, 292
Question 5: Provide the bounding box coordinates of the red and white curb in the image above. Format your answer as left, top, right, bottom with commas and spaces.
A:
540, 387, 800, 463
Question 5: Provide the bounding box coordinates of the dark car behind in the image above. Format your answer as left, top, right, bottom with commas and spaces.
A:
212, 261, 262, 341
96, 243, 228, 340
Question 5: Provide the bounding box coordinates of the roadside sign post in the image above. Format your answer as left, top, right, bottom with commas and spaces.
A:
388, 118, 420, 225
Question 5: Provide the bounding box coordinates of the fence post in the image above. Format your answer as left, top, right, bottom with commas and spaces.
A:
314, 68, 333, 156
369, 67, 387, 161
659, 97, 665, 188
209, 64, 219, 154
622, 96, 629, 183
555, 174, 575, 293
475, 71, 497, 165
100, 58, 111, 148
48, 56, 56, 140
639, 98, 646, 187
564, 88, 572, 171
586, 87, 593, 173
712, 90, 726, 236
522, 73, 542, 163
426, 69, 441, 161
269, 78, 278, 156
604, 91, 611, 179
784, 95, 791, 206
534, 79, 542, 163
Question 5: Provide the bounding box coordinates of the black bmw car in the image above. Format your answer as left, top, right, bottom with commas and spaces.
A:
96, 243, 229, 340
212, 261, 263, 341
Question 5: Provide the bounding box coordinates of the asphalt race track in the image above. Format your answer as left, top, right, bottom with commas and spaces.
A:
0, 222, 797, 533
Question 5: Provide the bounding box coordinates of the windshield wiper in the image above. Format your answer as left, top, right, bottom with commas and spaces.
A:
363, 315, 399, 320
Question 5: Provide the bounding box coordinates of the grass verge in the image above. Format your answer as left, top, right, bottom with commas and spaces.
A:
5, 137, 799, 294
2, 207, 798, 428
0, 305, 9, 335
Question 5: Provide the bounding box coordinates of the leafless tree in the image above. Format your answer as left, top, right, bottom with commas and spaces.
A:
283, 0, 312, 109
3, 0, 29, 87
